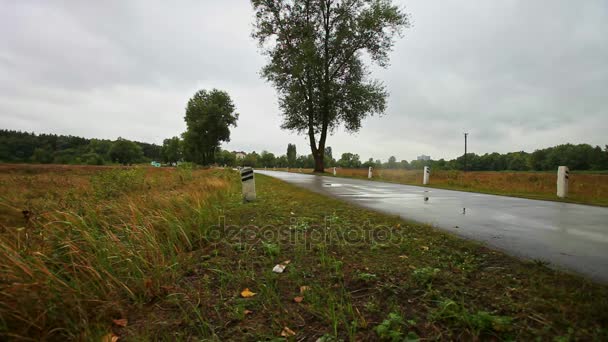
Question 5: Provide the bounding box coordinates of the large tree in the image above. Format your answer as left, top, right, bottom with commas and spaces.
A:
252, 0, 408, 172
182, 89, 239, 165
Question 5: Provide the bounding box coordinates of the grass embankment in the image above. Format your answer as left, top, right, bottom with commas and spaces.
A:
275, 167, 608, 206
1, 165, 607, 340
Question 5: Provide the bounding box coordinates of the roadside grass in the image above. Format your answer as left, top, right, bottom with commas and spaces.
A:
0, 165, 235, 340
274, 167, 608, 206
1, 165, 607, 340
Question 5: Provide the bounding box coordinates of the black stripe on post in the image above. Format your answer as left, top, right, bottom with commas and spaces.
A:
241, 170, 253, 177
242, 175, 254, 182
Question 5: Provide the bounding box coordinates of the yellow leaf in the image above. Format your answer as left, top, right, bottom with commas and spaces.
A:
281, 326, 296, 337
241, 288, 256, 298
293, 296, 304, 303
299, 286, 310, 294
420, 246, 429, 251
101, 333, 119, 342
112, 318, 128, 327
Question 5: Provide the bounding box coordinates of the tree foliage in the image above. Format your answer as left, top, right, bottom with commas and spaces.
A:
252, 0, 409, 171
182, 89, 239, 165
109, 138, 144, 165
287, 143, 297, 167
0, 129, 160, 165
161, 137, 182, 164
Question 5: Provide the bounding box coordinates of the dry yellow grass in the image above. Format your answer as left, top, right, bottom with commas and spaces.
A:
0, 164, 234, 339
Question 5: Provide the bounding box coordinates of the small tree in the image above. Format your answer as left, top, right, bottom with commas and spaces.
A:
217, 149, 237, 166
162, 137, 182, 164
387, 156, 397, 168
252, 0, 409, 172
287, 143, 297, 167
109, 138, 143, 165
182, 89, 239, 165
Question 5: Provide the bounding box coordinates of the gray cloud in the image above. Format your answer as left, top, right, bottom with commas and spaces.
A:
1, 0, 606, 162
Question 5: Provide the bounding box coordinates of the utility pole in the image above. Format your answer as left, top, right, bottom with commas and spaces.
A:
463, 133, 468, 172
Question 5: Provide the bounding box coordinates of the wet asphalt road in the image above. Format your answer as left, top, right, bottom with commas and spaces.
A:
257, 170, 608, 282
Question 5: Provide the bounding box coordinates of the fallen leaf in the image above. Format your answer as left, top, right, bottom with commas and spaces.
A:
112, 318, 128, 327
244, 309, 253, 315
281, 326, 296, 337
273, 260, 292, 273
293, 296, 304, 303
398, 255, 408, 259
272, 264, 286, 273
101, 333, 119, 342
409, 265, 417, 270
241, 288, 256, 298
420, 246, 430, 251
299, 286, 311, 294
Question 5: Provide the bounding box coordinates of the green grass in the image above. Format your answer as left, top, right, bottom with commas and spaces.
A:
2, 168, 607, 340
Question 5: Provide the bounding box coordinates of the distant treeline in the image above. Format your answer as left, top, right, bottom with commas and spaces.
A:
2, 129, 606, 171
227, 144, 608, 171
0, 130, 161, 165
418, 144, 608, 171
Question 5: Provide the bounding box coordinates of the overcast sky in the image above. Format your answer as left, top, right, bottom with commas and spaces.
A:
1, 0, 607, 161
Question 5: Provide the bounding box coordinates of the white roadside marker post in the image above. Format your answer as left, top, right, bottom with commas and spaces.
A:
241, 167, 256, 202
557, 166, 569, 198
423, 166, 430, 185
333, 167, 336, 176
368, 166, 372, 179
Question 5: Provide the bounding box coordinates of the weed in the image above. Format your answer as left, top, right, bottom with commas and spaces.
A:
262, 241, 280, 257
90, 168, 145, 198
290, 219, 310, 232
356, 272, 378, 282
432, 299, 513, 336
374, 312, 419, 341
176, 162, 194, 183
412, 267, 440, 285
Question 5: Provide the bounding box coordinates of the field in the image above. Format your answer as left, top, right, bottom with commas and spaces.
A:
1, 164, 607, 340
274, 167, 608, 206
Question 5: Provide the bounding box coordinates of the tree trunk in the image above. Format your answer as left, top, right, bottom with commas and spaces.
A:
313, 150, 324, 173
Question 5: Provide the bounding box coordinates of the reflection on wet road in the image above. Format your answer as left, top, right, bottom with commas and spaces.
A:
257, 170, 608, 282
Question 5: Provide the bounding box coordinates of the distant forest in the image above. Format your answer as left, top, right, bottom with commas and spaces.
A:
1, 129, 607, 171
0, 130, 161, 165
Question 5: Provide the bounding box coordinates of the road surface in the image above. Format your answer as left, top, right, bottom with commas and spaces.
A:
257, 170, 608, 282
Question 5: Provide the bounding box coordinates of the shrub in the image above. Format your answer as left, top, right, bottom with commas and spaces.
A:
91, 168, 145, 198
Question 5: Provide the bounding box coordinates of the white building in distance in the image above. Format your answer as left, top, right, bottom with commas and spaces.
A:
233, 151, 247, 159
417, 155, 431, 161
